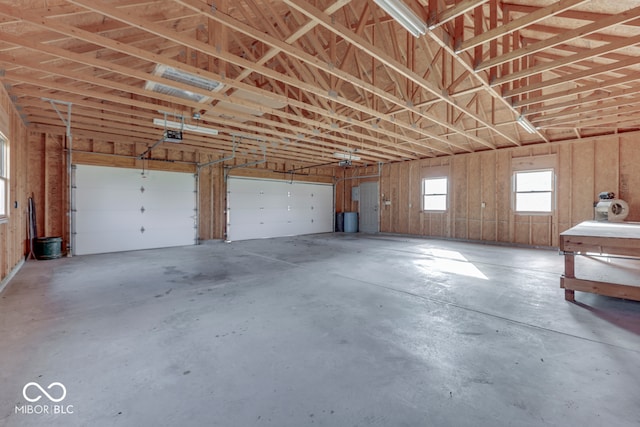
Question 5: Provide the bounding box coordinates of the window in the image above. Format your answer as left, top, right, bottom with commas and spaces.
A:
0, 133, 7, 219
514, 169, 554, 213
423, 177, 448, 211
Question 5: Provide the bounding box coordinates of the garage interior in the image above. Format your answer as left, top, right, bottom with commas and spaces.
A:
0, 0, 639, 426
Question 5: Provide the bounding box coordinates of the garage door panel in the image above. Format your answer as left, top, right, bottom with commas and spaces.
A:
73, 165, 196, 255
260, 208, 289, 223
227, 177, 333, 241
142, 211, 195, 228
141, 192, 194, 210
75, 230, 193, 254
228, 209, 262, 225
74, 210, 144, 233
231, 196, 289, 210
229, 197, 261, 209
75, 188, 142, 211
227, 223, 264, 241
75, 231, 145, 255
74, 167, 140, 188
142, 171, 194, 190
137, 228, 195, 247
259, 196, 290, 209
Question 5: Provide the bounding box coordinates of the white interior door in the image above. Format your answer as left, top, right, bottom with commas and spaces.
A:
73, 165, 196, 255
227, 177, 333, 241
359, 181, 379, 233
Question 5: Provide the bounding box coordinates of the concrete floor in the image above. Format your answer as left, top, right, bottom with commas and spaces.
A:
1, 233, 639, 427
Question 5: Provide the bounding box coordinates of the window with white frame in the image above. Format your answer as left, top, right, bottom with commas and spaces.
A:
0, 132, 7, 219
422, 177, 448, 211
513, 169, 554, 213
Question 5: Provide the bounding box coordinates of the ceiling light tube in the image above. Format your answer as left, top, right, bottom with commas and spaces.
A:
374, 0, 427, 37
153, 118, 219, 136
516, 115, 536, 134
333, 152, 361, 161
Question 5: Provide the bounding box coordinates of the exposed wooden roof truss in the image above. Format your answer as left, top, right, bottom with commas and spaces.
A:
0, 0, 637, 166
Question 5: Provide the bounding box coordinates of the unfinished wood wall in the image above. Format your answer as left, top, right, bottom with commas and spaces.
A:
339, 135, 640, 247
0, 86, 28, 285
25, 133, 334, 248
334, 164, 381, 214
8, 109, 639, 271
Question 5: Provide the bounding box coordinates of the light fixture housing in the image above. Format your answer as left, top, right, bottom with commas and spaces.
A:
163, 129, 183, 143
145, 64, 224, 103
373, 0, 427, 37
516, 115, 537, 134
333, 152, 361, 161
153, 118, 219, 136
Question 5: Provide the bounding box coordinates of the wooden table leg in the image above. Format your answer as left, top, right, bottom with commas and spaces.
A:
563, 252, 576, 302
565, 289, 575, 302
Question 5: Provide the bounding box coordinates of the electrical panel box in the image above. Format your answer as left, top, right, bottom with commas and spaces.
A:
352, 186, 360, 202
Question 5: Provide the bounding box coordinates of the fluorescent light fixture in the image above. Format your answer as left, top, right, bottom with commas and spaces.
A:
333, 152, 361, 161
373, 0, 427, 37
516, 115, 537, 134
145, 64, 224, 103
153, 118, 219, 136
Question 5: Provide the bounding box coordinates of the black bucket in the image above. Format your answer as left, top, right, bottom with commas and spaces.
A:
34, 237, 63, 260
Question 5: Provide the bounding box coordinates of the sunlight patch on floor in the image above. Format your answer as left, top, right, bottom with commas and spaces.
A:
415, 248, 488, 280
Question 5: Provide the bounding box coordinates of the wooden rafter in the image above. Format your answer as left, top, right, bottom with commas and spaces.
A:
429, 0, 489, 29
456, 0, 590, 53
477, 5, 640, 72
281, 0, 500, 149
0, 0, 637, 164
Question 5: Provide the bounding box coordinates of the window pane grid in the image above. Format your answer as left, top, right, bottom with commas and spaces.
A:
423, 177, 447, 211
514, 169, 553, 214
0, 137, 4, 177
0, 178, 5, 216
0, 134, 7, 218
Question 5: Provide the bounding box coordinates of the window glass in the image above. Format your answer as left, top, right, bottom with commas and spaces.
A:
423, 177, 447, 211
514, 170, 553, 213
0, 134, 6, 218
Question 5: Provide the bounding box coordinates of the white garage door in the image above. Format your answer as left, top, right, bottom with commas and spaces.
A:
227, 177, 333, 241
73, 165, 196, 255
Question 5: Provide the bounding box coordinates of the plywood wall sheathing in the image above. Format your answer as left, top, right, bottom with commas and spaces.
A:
340, 136, 640, 248
0, 85, 28, 286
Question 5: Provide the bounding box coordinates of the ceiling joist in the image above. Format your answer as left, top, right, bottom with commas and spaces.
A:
0, 0, 637, 166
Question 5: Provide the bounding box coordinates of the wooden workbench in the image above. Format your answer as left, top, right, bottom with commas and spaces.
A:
560, 221, 640, 302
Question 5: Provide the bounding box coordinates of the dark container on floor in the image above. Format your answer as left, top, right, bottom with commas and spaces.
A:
344, 212, 358, 233
335, 212, 344, 232
34, 237, 63, 260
